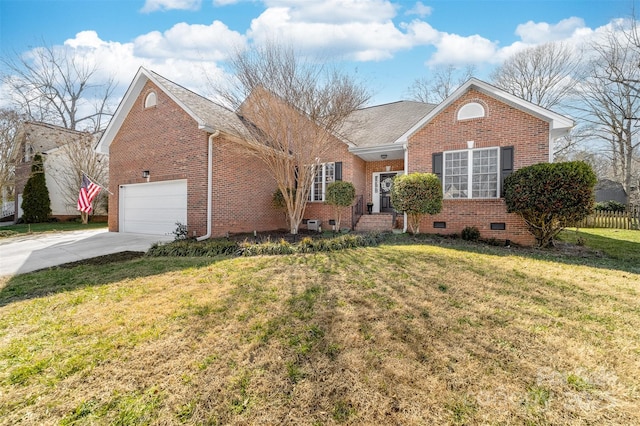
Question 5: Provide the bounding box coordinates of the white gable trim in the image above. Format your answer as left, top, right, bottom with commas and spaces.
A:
95, 67, 208, 154
396, 78, 574, 144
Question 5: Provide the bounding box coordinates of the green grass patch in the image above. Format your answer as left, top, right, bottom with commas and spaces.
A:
559, 228, 640, 263
0, 221, 107, 236
1, 229, 639, 424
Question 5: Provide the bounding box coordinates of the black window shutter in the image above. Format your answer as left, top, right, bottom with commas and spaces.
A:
335, 162, 342, 181
500, 146, 514, 197
432, 153, 443, 181
294, 166, 299, 189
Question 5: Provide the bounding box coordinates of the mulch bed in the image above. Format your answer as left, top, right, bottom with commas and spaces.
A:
44, 233, 604, 272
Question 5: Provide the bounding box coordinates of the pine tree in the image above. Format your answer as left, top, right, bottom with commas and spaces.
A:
21, 153, 51, 223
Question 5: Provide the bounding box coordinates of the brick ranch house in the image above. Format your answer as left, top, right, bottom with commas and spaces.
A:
96, 67, 573, 245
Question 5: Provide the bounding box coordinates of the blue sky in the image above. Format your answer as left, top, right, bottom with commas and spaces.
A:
0, 0, 634, 107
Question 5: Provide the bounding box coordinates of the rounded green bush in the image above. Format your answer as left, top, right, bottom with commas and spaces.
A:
391, 173, 442, 234
504, 161, 596, 247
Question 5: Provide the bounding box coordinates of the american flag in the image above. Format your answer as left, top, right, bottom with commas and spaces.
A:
77, 173, 101, 213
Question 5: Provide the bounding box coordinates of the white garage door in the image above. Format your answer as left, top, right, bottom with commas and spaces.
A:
119, 180, 187, 235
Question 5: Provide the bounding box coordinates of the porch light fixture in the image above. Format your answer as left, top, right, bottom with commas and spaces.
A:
142, 170, 150, 178
380, 154, 387, 159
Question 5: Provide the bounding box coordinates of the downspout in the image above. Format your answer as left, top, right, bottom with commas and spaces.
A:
403, 143, 409, 233
197, 130, 219, 241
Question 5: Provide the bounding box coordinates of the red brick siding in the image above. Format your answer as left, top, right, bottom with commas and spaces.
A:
211, 139, 285, 235
365, 159, 405, 204
428, 199, 532, 244
302, 138, 366, 229
407, 89, 548, 245
108, 81, 284, 236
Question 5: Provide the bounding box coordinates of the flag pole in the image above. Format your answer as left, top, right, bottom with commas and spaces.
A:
81, 170, 114, 195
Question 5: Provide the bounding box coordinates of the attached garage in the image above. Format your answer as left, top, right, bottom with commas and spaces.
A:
119, 180, 187, 235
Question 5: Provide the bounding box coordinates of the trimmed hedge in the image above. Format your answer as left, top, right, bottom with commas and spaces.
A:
504, 161, 596, 247
391, 173, 442, 234
594, 200, 626, 212
147, 239, 239, 257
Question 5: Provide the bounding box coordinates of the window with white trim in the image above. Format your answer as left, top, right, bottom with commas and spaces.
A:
309, 162, 335, 201
457, 102, 485, 120
444, 147, 499, 199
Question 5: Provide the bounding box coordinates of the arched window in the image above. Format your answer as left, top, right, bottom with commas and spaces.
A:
457, 102, 485, 120
144, 91, 157, 108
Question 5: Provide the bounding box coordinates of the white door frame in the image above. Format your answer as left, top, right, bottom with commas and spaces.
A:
371, 170, 404, 213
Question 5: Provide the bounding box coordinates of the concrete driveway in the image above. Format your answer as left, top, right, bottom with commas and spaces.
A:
0, 229, 173, 276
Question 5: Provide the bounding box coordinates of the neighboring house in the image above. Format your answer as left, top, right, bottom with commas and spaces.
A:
594, 179, 627, 204
96, 68, 573, 245
14, 121, 108, 222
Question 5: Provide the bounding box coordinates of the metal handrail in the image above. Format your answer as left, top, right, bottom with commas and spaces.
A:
351, 195, 363, 229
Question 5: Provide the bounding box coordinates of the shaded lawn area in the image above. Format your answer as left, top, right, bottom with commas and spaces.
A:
0, 234, 639, 425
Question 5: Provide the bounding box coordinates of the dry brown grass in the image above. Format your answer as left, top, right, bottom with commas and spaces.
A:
0, 241, 639, 425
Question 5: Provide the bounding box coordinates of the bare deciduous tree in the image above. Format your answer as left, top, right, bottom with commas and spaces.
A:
407, 64, 475, 104
555, 148, 612, 180
0, 109, 23, 203
553, 123, 595, 159
53, 132, 108, 223
2, 43, 116, 132
491, 42, 580, 110
491, 42, 586, 158
576, 29, 640, 204
2, 43, 114, 221
218, 42, 370, 234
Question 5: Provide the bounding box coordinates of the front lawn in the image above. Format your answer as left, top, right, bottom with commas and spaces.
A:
0, 231, 638, 424
0, 221, 107, 238
558, 227, 640, 263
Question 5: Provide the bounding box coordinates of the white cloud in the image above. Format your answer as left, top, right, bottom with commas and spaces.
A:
50, 31, 233, 108
141, 0, 201, 13
264, 0, 397, 23
133, 21, 246, 61
429, 32, 498, 65
406, 1, 432, 17
515, 17, 586, 44
61, 31, 139, 84
403, 20, 439, 44
4, 1, 632, 115
248, 2, 414, 61
492, 18, 631, 65
424, 16, 615, 68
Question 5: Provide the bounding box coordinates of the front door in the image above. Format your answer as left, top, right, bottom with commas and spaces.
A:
379, 173, 396, 212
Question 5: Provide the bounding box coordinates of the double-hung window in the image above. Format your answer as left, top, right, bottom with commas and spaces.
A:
309, 162, 335, 202
443, 147, 499, 199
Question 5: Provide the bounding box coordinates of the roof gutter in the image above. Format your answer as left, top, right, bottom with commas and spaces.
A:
197, 128, 219, 241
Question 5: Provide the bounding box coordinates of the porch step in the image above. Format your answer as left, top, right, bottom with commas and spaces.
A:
355, 213, 394, 232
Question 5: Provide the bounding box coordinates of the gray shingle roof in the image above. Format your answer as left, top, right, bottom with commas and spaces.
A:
150, 71, 253, 140
338, 101, 436, 147
21, 121, 88, 153
150, 70, 435, 147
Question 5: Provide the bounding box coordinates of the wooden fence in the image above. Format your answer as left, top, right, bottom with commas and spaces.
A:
576, 204, 640, 230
